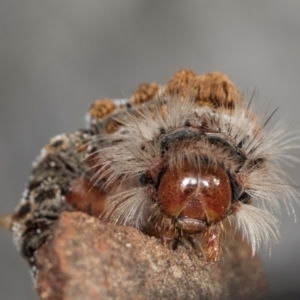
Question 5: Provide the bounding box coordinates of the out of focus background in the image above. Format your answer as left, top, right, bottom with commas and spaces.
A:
1, 1, 300, 299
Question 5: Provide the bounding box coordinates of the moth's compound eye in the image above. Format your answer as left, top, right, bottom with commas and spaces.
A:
157, 163, 232, 225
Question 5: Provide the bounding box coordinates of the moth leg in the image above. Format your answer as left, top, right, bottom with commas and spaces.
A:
185, 234, 204, 259
160, 228, 178, 250
201, 227, 221, 263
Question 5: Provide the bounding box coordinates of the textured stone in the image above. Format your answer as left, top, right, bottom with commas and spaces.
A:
34, 211, 268, 300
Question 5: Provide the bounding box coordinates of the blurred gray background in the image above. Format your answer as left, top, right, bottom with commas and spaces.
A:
1, 1, 300, 299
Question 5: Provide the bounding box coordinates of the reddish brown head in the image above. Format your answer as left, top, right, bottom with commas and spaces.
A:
157, 163, 232, 229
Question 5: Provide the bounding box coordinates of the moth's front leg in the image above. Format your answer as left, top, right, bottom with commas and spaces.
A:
201, 227, 221, 263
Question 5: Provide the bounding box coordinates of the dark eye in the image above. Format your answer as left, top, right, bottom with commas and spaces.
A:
156, 163, 232, 224
238, 192, 251, 204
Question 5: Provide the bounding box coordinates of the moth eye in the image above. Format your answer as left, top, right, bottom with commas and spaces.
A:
157, 163, 232, 224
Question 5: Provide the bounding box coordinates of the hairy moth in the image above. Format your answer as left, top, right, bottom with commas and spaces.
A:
1, 70, 298, 264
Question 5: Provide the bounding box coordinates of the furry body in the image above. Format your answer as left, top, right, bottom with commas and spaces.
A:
7, 70, 298, 263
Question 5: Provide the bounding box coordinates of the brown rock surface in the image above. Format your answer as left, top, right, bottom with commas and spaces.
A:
34, 211, 268, 300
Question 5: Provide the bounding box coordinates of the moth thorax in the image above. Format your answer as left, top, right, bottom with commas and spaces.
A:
157, 163, 232, 225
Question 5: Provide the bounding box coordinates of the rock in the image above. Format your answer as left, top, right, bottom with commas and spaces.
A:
34, 211, 268, 300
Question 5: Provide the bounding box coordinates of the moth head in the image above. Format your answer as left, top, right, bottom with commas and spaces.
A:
157, 162, 232, 225
139, 127, 251, 236
95, 96, 297, 258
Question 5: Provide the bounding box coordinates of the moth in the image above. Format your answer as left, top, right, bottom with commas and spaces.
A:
1, 69, 298, 265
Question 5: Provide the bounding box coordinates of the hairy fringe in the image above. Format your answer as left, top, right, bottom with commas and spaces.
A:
232, 204, 280, 256
101, 188, 151, 229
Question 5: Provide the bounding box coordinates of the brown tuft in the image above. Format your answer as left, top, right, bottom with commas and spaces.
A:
89, 99, 116, 120
130, 83, 159, 105
105, 119, 122, 134
189, 73, 241, 108
166, 70, 241, 109
166, 69, 196, 96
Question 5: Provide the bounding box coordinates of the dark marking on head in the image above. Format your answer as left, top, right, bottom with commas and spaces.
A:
17, 202, 31, 219
238, 192, 251, 204
159, 127, 166, 135
160, 129, 198, 155
35, 189, 56, 204
52, 140, 64, 148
